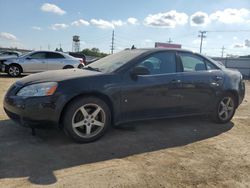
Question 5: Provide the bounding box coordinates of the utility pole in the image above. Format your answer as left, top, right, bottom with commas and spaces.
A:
111, 30, 115, 54
221, 46, 225, 57
167, 38, 173, 44
198, 31, 206, 53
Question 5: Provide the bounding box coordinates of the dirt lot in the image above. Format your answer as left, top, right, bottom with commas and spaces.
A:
0, 74, 249, 188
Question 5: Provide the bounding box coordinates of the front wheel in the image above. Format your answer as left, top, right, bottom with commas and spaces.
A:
212, 93, 236, 123
63, 97, 111, 143
7, 65, 21, 77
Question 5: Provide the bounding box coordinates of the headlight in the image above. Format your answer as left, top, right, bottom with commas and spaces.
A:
17, 82, 58, 97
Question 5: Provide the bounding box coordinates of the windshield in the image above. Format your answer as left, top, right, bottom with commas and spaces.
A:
19, 51, 33, 58
205, 56, 225, 68
85, 50, 145, 73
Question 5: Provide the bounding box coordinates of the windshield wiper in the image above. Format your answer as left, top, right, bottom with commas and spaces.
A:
83, 66, 101, 72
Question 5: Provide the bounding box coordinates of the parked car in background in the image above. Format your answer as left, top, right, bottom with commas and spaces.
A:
0, 51, 84, 77
67, 52, 100, 65
0, 50, 22, 57
68, 52, 86, 67
4, 48, 245, 143
85, 56, 100, 65
0, 51, 23, 65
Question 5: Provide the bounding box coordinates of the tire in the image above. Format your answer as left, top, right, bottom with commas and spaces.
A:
63, 65, 74, 69
78, 64, 84, 69
7, 64, 21, 77
212, 93, 236, 123
63, 97, 111, 143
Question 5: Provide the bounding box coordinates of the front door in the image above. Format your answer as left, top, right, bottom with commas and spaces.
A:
23, 52, 47, 72
120, 51, 183, 122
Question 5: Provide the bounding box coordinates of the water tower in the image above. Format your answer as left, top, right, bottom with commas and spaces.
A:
72, 35, 80, 52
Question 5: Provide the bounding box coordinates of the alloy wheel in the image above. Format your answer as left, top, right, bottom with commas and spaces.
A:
71, 103, 106, 138
218, 97, 235, 121
9, 66, 20, 77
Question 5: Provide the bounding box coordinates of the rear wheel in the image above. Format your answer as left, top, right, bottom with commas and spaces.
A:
7, 64, 21, 77
212, 93, 236, 123
63, 97, 111, 143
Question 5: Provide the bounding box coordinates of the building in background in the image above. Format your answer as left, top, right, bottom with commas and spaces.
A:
155, 42, 181, 49
212, 57, 250, 78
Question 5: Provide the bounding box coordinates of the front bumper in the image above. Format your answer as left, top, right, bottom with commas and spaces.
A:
238, 80, 245, 105
0, 62, 6, 72
3, 84, 64, 127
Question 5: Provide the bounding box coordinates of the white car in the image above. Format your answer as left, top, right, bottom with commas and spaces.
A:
0, 50, 22, 57
0, 51, 84, 77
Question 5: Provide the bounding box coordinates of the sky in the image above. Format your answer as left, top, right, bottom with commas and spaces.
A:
0, 0, 250, 56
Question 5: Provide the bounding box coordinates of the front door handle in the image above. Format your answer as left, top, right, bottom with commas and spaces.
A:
171, 79, 181, 84
213, 76, 223, 81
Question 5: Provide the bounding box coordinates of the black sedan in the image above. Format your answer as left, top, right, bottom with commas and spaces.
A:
3, 48, 245, 142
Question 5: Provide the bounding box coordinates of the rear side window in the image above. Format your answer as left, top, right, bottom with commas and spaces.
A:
46, 52, 65, 59
179, 53, 206, 72
136, 52, 176, 75
30, 52, 46, 59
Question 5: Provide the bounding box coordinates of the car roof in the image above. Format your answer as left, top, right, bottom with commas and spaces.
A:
126, 48, 194, 53
30, 50, 65, 54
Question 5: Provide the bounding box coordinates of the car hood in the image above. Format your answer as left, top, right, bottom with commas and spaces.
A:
16, 69, 102, 85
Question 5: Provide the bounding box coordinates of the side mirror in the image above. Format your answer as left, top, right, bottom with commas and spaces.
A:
26, 57, 32, 60
130, 66, 150, 80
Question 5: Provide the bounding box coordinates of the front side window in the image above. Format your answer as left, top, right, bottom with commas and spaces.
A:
206, 61, 218, 70
136, 52, 176, 75
30, 52, 46, 59
179, 53, 206, 72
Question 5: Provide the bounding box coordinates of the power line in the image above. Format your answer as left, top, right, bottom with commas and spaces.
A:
206, 30, 250, 33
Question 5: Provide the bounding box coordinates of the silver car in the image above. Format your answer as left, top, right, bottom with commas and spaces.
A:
0, 51, 84, 77
0, 50, 22, 57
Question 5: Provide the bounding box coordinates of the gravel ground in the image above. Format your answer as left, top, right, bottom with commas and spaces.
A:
0, 74, 249, 188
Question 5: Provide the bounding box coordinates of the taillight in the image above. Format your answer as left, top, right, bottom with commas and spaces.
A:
79, 59, 85, 65
79, 60, 85, 65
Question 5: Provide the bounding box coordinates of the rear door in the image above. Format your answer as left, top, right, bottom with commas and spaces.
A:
46, 52, 66, 70
23, 52, 47, 72
177, 52, 223, 113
